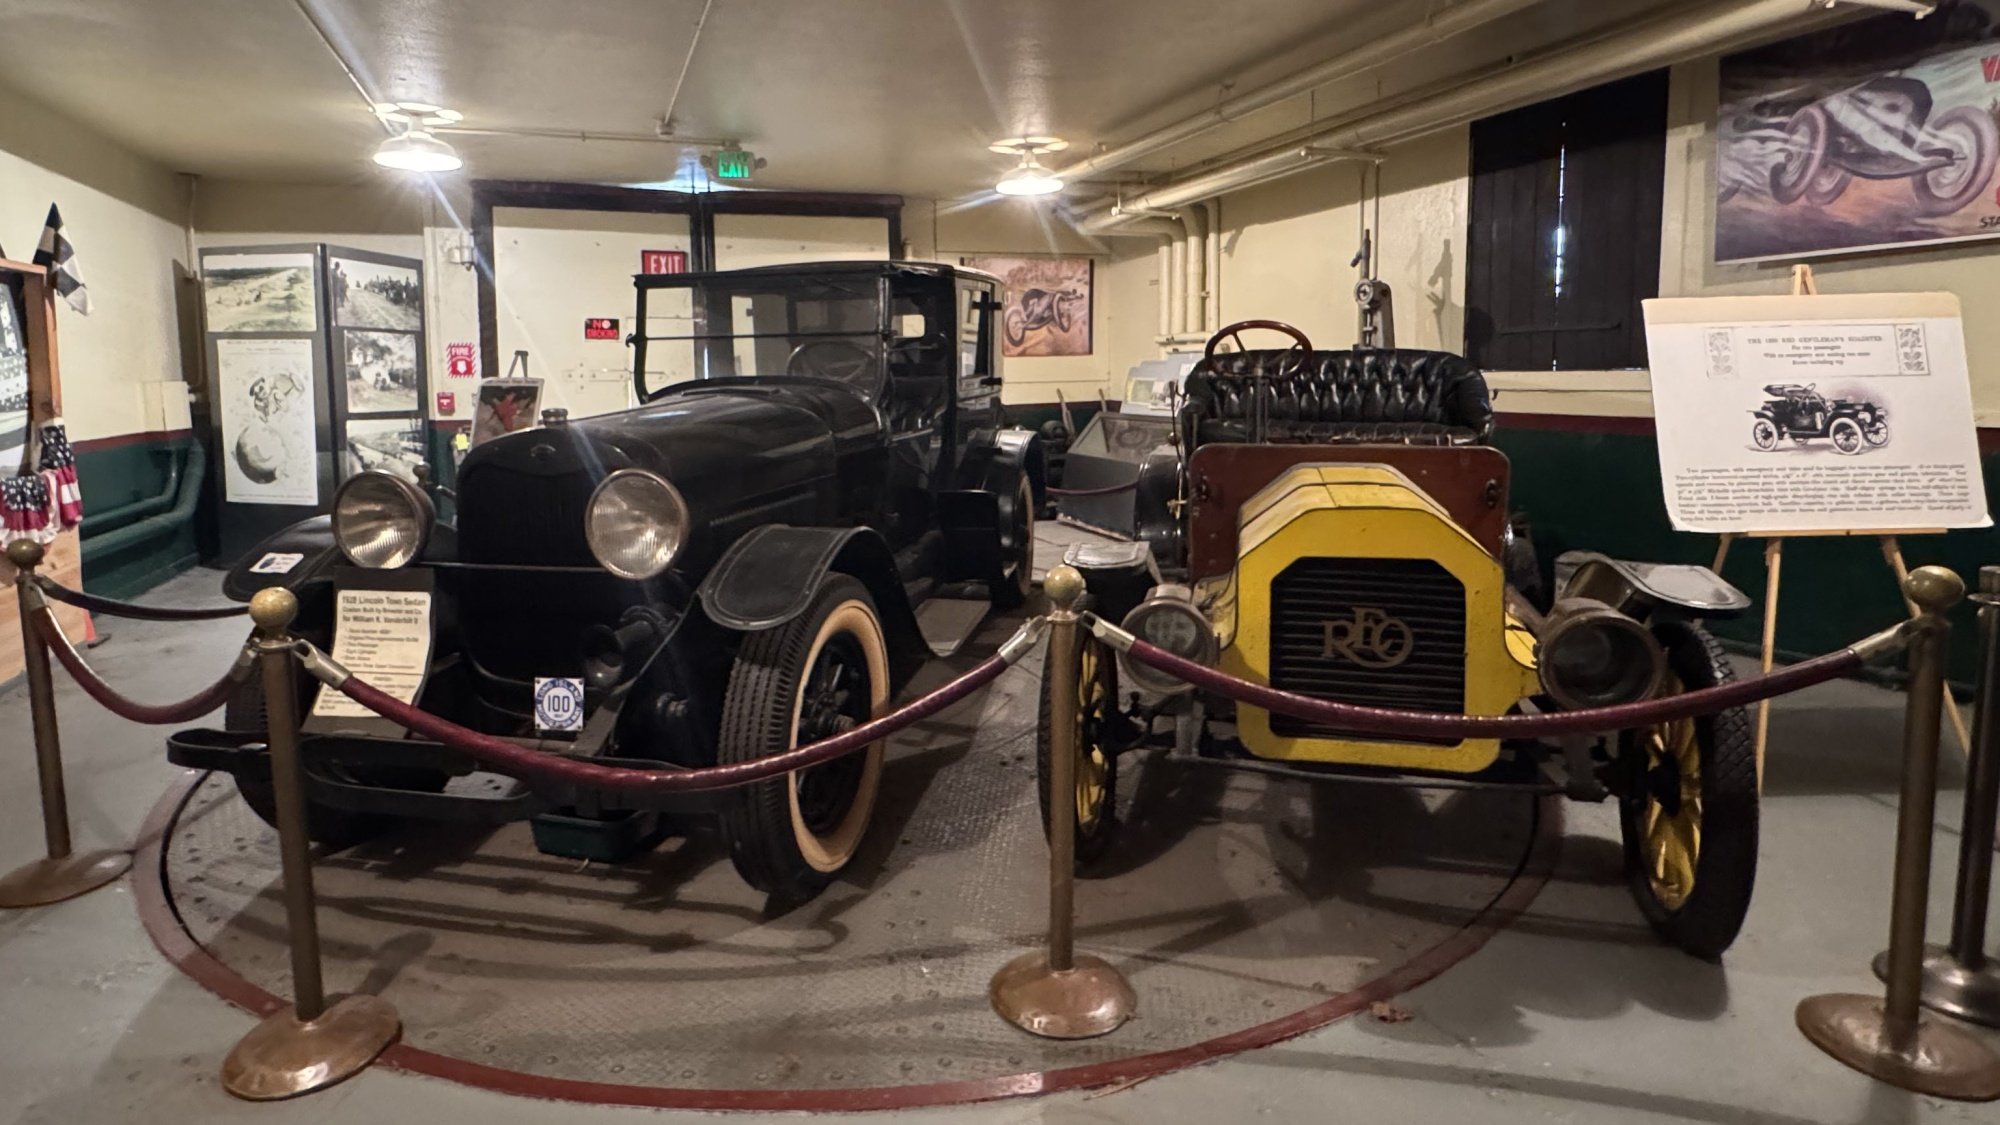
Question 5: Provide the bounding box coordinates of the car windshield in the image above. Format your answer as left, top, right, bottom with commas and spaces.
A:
639, 274, 889, 400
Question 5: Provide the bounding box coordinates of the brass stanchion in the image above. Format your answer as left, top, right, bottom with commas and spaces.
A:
1797, 566, 2000, 1102
220, 588, 399, 1100
991, 564, 1136, 1039
1872, 563, 2000, 1026
0, 538, 130, 908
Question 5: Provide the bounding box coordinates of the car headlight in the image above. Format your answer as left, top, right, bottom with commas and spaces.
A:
586, 469, 689, 580
1118, 584, 1216, 695
1536, 598, 1665, 711
333, 471, 433, 569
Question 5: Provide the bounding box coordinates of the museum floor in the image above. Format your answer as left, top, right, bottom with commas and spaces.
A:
3, 532, 1998, 1124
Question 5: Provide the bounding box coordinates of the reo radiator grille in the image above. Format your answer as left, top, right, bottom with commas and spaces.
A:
1267, 556, 1467, 744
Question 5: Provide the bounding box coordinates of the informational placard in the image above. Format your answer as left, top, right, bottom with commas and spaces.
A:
310, 582, 434, 720
1642, 292, 1990, 534
215, 336, 319, 506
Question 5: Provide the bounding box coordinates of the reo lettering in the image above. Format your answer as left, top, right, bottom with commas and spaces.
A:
1319, 607, 1415, 669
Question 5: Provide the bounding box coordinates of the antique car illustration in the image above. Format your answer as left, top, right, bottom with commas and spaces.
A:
170, 261, 1042, 902
1045, 320, 1759, 959
1004, 286, 1086, 349
1751, 383, 1888, 454
1768, 75, 1998, 216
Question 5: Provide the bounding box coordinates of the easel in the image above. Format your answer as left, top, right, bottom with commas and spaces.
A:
1711, 264, 1970, 786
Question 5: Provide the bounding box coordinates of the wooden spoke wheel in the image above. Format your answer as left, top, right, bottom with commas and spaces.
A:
1617, 621, 1758, 960
1036, 634, 1120, 868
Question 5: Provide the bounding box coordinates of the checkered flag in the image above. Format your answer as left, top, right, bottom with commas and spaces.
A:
32, 205, 91, 316
36, 417, 81, 527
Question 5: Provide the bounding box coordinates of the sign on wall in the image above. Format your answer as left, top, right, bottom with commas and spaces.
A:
584, 317, 620, 341
960, 256, 1093, 357
215, 336, 318, 506
1641, 292, 1990, 533
1715, 5, 2000, 262
446, 342, 477, 378
641, 249, 688, 275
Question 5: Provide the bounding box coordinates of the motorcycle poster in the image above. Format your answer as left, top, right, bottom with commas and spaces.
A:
1715, 2, 2000, 262
1642, 292, 1990, 534
959, 255, 1092, 357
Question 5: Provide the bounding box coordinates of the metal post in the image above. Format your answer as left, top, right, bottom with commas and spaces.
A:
1798, 566, 2000, 1102
1873, 563, 2000, 1026
0, 538, 130, 908
221, 588, 399, 1101
990, 564, 1136, 1039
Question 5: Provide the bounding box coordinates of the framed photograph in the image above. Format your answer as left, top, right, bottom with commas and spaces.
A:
961, 255, 1093, 357
471, 378, 543, 446
1715, 6, 2000, 262
0, 271, 28, 473
342, 416, 427, 483
341, 329, 421, 414
216, 336, 318, 505
330, 256, 423, 331
203, 252, 318, 333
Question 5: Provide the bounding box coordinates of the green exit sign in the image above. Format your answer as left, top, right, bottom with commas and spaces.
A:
711, 147, 758, 180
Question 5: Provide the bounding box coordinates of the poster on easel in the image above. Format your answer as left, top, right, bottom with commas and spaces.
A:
1642, 292, 1990, 534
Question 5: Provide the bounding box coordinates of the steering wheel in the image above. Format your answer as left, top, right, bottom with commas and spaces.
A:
787, 340, 878, 388
1200, 319, 1315, 444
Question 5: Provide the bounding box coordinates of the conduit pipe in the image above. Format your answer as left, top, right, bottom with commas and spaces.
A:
1176, 206, 1207, 338
1049, 0, 1547, 184
1078, 0, 1832, 234
1203, 198, 1222, 333
1168, 233, 1187, 337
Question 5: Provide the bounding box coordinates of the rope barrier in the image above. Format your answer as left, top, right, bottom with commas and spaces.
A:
1092, 613, 1909, 740
1046, 480, 1139, 498
34, 576, 249, 621
32, 607, 255, 724
296, 616, 1049, 796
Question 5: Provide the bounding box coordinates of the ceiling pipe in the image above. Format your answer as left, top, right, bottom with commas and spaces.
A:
433, 124, 735, 147
1203, 198, 1222, 333
1078, 0, 1836, 233
1050, 0, 1547, 184
1176, 205, 1207, 338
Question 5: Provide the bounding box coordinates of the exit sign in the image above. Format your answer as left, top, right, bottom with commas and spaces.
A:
641, 249, 687, 275
711, 146, 758, 180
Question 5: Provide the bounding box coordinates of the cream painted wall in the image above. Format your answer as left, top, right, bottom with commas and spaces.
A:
712, 213, 887, 269
0, 82, 190, 442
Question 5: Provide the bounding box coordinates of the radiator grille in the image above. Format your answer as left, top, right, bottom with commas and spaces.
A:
1267, 557, 1466, 745
457, 463, 595, 567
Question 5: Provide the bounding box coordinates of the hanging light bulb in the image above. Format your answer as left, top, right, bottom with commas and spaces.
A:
373, 104, 464, 173
990, 137, 1068, 197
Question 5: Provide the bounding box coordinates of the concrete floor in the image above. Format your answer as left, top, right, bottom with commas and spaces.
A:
3, 561, 1999, 1124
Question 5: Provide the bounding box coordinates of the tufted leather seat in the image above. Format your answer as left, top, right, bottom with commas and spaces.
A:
1182, 348, 1494, 448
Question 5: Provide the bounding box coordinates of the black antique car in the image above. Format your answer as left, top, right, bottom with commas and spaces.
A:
171, 261, 1042, 901
1751, 383, 1889, 455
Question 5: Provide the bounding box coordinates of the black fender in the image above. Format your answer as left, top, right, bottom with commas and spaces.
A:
220, 516, 341, 601
1554, 551, 1751, 620
1133, 443, 1184, 573
695, 525, 927, 687
939, 426, 1044, 581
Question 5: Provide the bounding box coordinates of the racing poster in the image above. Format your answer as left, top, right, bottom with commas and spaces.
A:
1715, 1, 2000, 262
960, 255, 1093, 357
1641, 292, 1989, 534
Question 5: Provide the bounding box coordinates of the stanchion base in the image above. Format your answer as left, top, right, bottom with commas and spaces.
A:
0, 849, 130, 908
1873, 946, 2000, 1028
221, 994, 400, 1101
990, 950, 1137, 1040
1796, 993, 2000, 1102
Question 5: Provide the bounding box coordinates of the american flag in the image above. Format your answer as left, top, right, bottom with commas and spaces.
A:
32, 205, 91, 316
1, 473, 53, 543
36, 417, 80, 527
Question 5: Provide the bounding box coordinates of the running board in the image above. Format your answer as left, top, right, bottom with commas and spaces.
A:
916, 597, 991, 658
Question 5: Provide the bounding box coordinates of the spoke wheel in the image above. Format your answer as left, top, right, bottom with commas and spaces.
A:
1752, 419, 1778, 450
719, 575, 889, 901
1830, 416, 1865, 454
1036, 634, 1120, 867
1617, 621, 1758, 960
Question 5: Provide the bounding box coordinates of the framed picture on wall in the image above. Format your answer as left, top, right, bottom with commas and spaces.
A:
330, 256, 422, 330
0, 269, 29, 473
960, 255, 1093, 357
342, 415, 427, 483
202, 251, 319, 333
339, 328, 421, 415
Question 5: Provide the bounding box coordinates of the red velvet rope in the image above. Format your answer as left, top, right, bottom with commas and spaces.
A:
336, 652, 1011, 794
33, 609, 246, 724
35, 577, 248, 621
1119, 635, 1865, 739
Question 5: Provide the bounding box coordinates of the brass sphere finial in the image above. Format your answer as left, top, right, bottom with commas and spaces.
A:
1904, 565, 1965, 616
5, 538, 45, 571
1044, 564, 1086, 610
248, 586, 300, 633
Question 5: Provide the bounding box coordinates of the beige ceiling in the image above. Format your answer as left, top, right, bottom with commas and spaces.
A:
0, 0, 1682, 198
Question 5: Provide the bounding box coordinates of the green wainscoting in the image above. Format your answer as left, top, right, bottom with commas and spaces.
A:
1495, 420, 1999, 686
75, 432, 202, 600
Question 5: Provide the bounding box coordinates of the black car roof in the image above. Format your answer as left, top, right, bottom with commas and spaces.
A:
637, 259, 1000, 285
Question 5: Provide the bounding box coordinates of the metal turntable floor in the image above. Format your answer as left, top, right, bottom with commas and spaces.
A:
148, 614, 1552, 1109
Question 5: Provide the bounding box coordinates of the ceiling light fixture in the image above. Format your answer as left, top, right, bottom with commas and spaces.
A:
373, 103, 465, 173
990, 137, 1068, 197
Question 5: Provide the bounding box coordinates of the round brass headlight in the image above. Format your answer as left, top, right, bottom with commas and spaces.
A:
333, 471, 433, 569
585, 469, 689, 580
1536, 599, 1666, 711
1118, 585, 1216, 695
